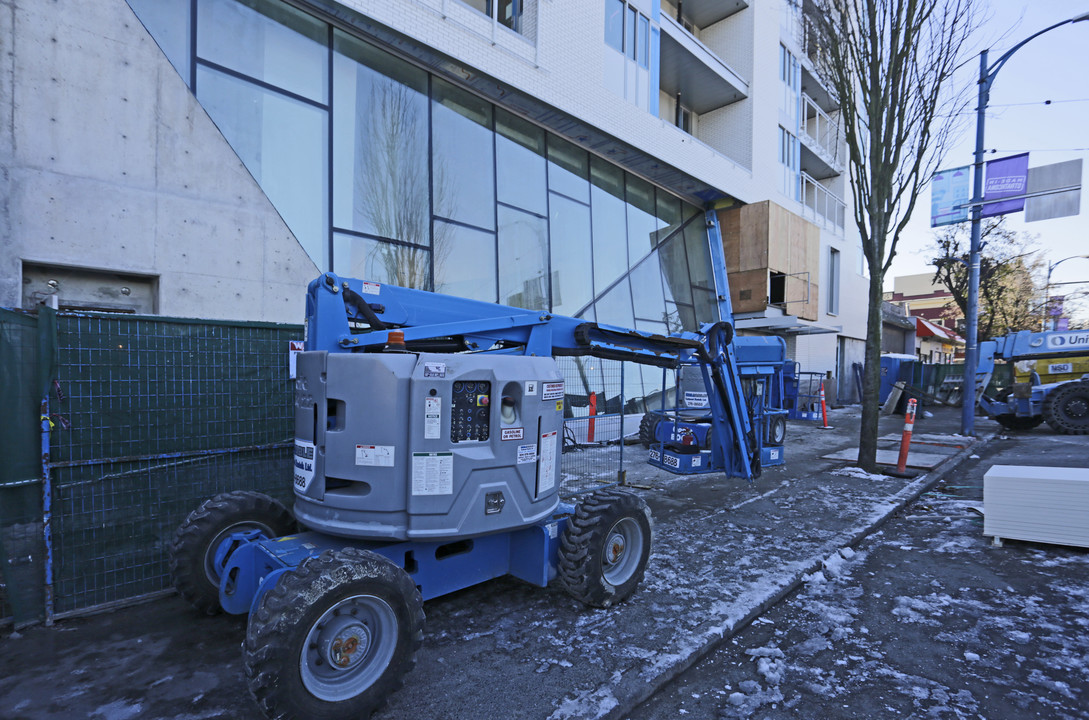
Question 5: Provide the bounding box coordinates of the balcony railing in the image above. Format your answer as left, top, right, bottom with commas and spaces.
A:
801, 172, 846, 233
799, 93, 843, 168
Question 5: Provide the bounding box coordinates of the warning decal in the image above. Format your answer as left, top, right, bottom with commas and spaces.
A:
412, 452, 453, 495
356, 445, 395, 467
542, 381, 564, 401
538, 431, 558, 493
425, 397, 441, 439
501, 427, 524, 441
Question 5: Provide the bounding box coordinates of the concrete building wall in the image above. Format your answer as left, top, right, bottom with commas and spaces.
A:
0, 0, 318, 321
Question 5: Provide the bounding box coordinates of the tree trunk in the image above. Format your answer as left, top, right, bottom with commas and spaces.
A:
858, 268, 886, 471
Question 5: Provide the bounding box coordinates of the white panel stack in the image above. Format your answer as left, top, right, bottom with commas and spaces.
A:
983, 465, 1089, 548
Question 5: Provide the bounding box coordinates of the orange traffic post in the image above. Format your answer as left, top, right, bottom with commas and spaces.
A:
587, 391, 597, 443
819, 381, 833, 429
895, 398, 917, 474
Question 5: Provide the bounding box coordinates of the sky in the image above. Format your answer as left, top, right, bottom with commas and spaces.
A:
888, 0, 1089, 303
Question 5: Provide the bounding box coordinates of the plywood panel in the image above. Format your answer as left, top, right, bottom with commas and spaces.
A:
717, 208, 742, 272
729, 268, 768, 314
767, 202, 789, 272
739, 203, 769, 272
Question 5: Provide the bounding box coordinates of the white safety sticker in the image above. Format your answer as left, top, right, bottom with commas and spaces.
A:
361, 281, 381, 295
542, 381, 564, 401
293, 440, 316, 493
288, 340, 304, 380
424, 397, 442, 440
517, 444, 537, 464
356, 445, 395, 467
525, 381, 538, 396
769, 448, 781, 461
538, 431, 558, 492
423, 362, 447, 378
411, 452, 453, 495
684, 391, 709, 408
547, 522, 558, 539
692, 455, 702, 468
501, 427, 524, 441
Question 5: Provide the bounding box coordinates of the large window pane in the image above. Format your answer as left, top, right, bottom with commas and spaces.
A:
655, 192, 682, 244
548, 193, 593, 316
434, 220, 496, 302
594, 277, 634, 328
547, 135, 590, 204
683, 217, 713, 290
659, 233, 693, 305
499, 206, 548, 310
197, 0, 328, 103
496, 110, 547, 216
432, 79, 495, 230
630, 254, 665, 322
333, 233, 430, 289
198, 65, 328, 268
333, 32, 429, 244
605, 0, 624, 51
590, 158, 628, 292
127, 0, 191, 81
625, 174, 657, 264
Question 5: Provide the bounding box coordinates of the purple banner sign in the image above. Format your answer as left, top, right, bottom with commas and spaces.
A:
981, 152, 1029, 217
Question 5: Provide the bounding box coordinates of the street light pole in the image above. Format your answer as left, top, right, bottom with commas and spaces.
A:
960, 12, 1089, 436
1042, 255, 1089, 331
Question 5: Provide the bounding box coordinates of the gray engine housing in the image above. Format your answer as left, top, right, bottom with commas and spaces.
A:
293, 351, 564, 541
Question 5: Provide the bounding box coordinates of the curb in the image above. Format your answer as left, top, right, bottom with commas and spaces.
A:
603, 430, 997, 720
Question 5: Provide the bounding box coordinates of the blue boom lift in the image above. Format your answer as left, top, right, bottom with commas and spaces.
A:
977, 329, 1089, 434
170, 268, 788, 720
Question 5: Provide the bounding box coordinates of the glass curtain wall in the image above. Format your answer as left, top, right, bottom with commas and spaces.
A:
127, 0, 718, 403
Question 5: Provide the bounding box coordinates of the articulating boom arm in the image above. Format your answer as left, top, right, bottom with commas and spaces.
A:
305, 273, 760, 479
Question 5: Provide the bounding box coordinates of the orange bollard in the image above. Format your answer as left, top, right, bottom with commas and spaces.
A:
895, 398, 917, 474
587, 391, 597, 443
819, 381, 833, 429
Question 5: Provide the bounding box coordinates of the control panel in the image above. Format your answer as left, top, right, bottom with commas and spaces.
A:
451, 380, 491, 442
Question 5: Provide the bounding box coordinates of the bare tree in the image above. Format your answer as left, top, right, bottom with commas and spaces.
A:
930, 217, 1043, 338
807, 0, 979, 471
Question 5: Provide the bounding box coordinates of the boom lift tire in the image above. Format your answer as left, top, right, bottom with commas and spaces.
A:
1042, 380, 1089, 435
638, 413, 660, 448
558, 489, 652, 608
170, 491, 295, 615
244, 548, 424, 720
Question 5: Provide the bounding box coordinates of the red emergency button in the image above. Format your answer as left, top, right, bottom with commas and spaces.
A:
477, 395, 489, 407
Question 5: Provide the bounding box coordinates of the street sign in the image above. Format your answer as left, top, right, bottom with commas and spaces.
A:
1026, 159, 1083, 222
981, 153, 1029, 217
930, 165, 970, 226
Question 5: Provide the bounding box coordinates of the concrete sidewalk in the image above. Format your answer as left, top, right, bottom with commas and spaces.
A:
0, 406, 992, 720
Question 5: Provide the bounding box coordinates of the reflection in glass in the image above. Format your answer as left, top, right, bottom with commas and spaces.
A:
655, 192, 682, 244
548, 193, 593, 316
197, 0, 328, 103
547, 135, 590, 203
333, 32, 431, 247
432, 79, 495, 230
605, 0, 624, 51
626, 174, 657, 265
127, 0, 191, 80
684, 217, 713, 290
197, 65, 328, 269
497, 110, 547, 216
333, 233, 430, 289
659, 232, 693, 305
629, 254, 665, 322
434, 220, 496, 302
499, 206, 548, 310
692, 288, 719, 325
590, 158, 628, 293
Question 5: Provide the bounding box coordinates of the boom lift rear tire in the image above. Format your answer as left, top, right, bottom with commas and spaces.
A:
170, 491, 295, 615
558, 489, 652, 608
1042, 380, 1089, 435
244, 548, 424, 720
638, 413, 660, 448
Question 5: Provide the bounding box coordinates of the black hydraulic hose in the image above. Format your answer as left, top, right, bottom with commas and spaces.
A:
341, 287, 389, 331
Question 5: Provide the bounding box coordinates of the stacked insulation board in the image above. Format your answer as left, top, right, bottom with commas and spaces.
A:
983, 465, 1089, 548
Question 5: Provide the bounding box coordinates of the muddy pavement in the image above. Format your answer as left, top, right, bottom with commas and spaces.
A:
628, 429, 1089, 719
0, 406, 1018, 720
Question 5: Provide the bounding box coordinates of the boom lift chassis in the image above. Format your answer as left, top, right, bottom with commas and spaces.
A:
170, 268, 786, 719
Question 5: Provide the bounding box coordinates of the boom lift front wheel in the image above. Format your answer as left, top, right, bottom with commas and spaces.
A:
1042, 380, 1089, 435
244, 548, 425, 720
559, 489, 653, 608
170, 491, 295, 615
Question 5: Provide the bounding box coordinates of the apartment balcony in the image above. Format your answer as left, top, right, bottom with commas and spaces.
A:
659, 13, 747, 114
668, 0, 748, 28
798, 93, 843, 179
801, 172, 846, 234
